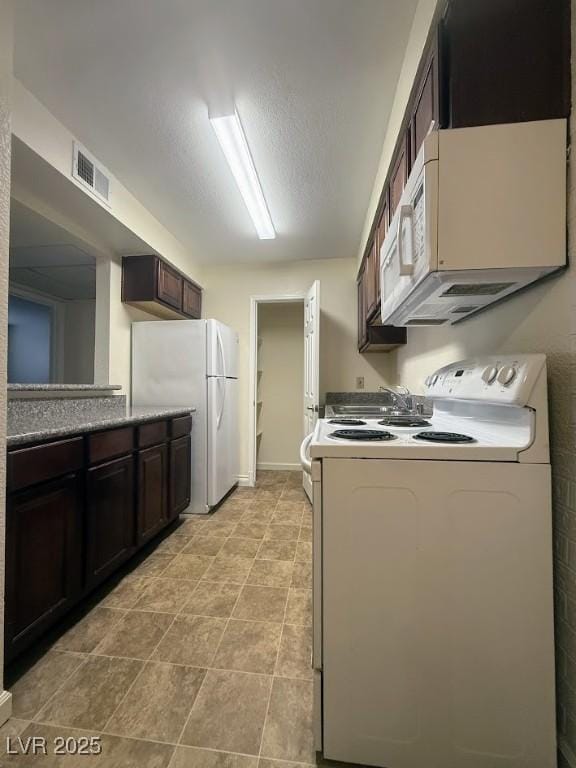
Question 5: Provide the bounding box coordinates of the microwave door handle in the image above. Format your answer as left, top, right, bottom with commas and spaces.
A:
397, 204, 415, 277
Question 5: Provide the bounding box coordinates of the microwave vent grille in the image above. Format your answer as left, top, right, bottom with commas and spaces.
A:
452, 306, 479, 314
441, 283, 515, 297
405, 318, 447, 326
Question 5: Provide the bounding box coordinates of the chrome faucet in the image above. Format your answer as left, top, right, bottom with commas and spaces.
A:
378, 385, 414, 413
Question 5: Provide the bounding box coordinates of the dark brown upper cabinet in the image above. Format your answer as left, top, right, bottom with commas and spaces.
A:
409, 34, 439, 168
122, 254, 202, 320
443, 0, 570, 130
389, 133, 409, 218
356, 0, 569, 350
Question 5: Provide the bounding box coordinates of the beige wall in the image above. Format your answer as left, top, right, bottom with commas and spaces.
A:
257, 302, 304, 470
0, 0, 13, 720
202, 258, 395, 478
63, 299, 95, 384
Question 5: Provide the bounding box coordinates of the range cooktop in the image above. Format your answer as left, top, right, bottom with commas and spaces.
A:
413, 431, 476, 444
329, 429, 397, 442
378, 417, 432, 428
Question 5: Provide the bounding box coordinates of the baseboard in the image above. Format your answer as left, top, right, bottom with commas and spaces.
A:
257, 463, 301, 471
237, 474, 253, 487
559, 739, 576, 768
0, 690, 12, 726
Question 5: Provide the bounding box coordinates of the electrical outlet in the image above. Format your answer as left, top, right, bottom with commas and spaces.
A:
356, 376, 365, 390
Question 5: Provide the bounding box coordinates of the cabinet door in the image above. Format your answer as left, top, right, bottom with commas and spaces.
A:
137, 444, 168, 545
183, 281, 202, 318
389, 136, 408, 216
169, 436, 191, 519
86, 456, 135, 588
157, 260, 183, 310
5, 474, 82, 659
365, 239, 379, 319
411, 42, 439, 163
357, 273, 368, 351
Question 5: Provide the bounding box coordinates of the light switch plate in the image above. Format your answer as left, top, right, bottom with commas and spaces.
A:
356, 376, 365, 390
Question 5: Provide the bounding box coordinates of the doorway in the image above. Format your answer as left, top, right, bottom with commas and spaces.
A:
256, 302, 305, 473
249, 293, 306, 486
248, 283, 320, 490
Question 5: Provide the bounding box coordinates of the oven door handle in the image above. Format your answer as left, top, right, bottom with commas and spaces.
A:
397, 204, 415, 277
300, 432, 314, 475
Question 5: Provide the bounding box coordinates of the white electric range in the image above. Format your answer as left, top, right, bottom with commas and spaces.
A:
301, 354, 555, 768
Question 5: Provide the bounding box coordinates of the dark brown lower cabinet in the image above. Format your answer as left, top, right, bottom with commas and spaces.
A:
5, 474, 83, 659
169, 436, 191, 519
137, 444, 168, 545
5, 415, 192, 663
85, 456, 135, 589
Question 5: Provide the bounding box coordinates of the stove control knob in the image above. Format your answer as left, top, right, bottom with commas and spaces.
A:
481, 366, 499, 384
497, 365, 517, 386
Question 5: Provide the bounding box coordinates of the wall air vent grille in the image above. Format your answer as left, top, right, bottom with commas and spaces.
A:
442, 283, 515, 297
72, 142, 111, 205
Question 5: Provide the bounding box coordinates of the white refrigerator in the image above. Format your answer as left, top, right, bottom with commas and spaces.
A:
132, 319, 239, 514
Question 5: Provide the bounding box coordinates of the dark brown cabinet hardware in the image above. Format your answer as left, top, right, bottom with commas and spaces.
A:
357, 0, 569, 351
5, 416, 192, 662
122, 254, 202, 320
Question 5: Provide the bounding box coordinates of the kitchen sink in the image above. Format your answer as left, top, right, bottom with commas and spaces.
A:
329, 405, 398, 416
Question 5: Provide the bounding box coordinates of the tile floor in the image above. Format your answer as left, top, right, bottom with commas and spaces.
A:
0, 471, 317, 767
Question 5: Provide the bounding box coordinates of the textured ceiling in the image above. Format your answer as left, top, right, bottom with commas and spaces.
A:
14, 0, 418, 264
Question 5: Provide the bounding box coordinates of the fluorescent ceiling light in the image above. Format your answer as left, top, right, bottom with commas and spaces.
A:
210, 110, 276, 240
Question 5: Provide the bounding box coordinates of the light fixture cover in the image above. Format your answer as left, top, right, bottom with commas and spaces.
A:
210, 111, 276, 240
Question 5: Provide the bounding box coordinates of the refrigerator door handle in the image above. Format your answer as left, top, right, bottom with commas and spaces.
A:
216, 377, 226, 430
216, 325, 227, 379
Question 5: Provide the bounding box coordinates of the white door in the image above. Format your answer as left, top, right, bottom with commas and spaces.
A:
207, 377, 238, 506
303, 280, 320, 500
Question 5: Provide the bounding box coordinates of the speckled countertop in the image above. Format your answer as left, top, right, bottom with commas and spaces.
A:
8, 384, 122, 392
7, 404, 195, 447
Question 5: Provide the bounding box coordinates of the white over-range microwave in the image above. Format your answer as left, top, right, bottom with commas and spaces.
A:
380, 119, 567, 327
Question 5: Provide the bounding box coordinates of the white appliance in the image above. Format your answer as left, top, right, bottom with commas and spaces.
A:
380, 119, 566, 327
132, 319, 239, 514
301, 354, 555, 768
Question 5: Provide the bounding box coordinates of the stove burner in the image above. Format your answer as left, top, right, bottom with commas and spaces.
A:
328, 418, 367, 426
378, 418, 432, 428
413, 431, 476, 444
329, 429, 397, 442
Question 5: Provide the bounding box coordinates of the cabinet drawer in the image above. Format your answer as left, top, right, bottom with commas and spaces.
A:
157, 261, 182, 310
88, 427, 134, 465
170, 415, 192, 440
8, 438, 84, 492
138, 420, 168, 449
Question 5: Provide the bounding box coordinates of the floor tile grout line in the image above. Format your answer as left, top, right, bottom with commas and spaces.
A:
24, 652, 92, 724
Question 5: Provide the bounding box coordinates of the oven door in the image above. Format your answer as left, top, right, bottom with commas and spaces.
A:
380, 146, 439, 326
